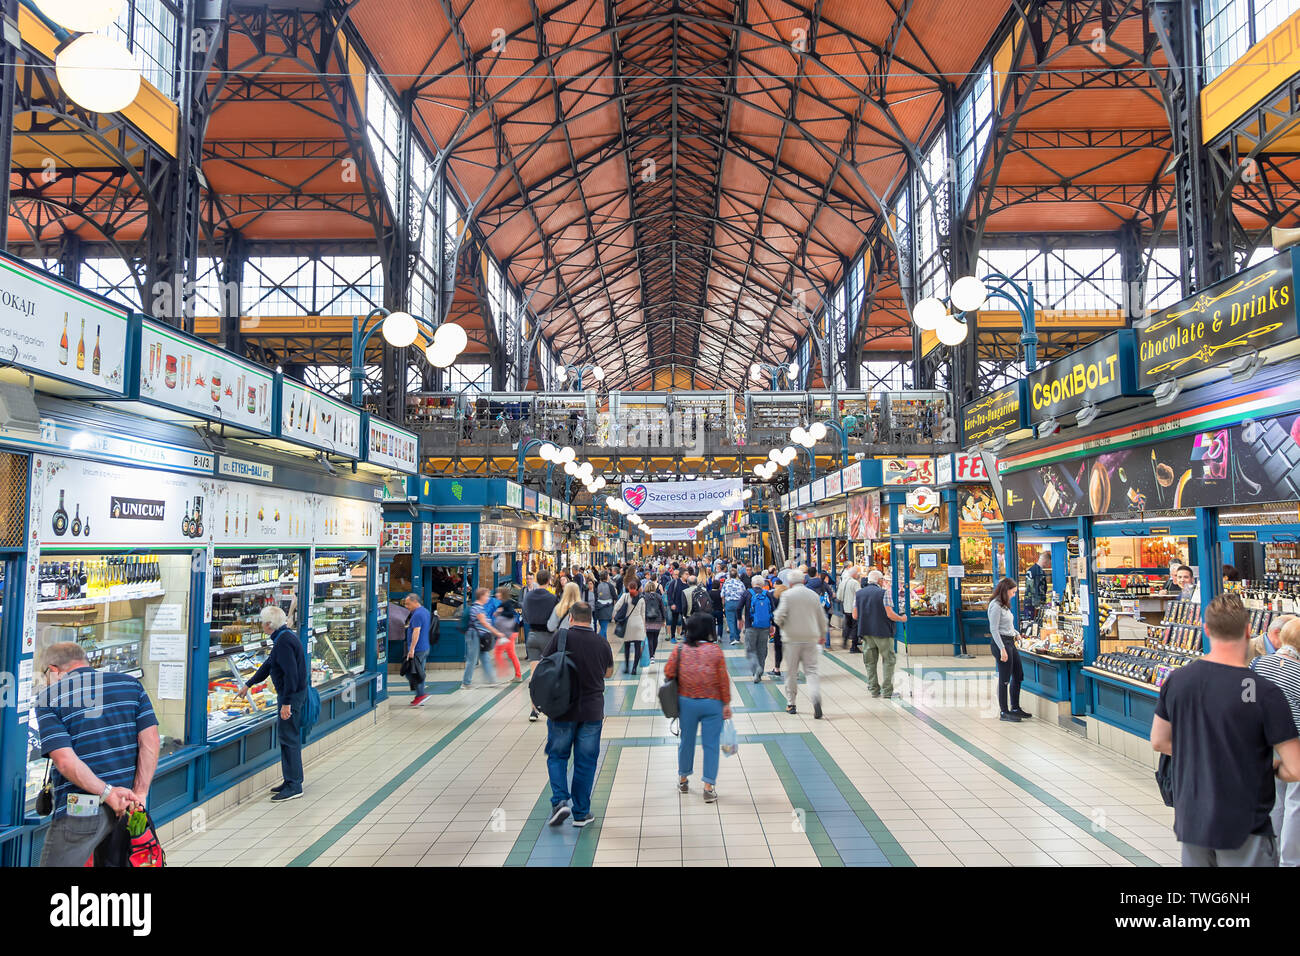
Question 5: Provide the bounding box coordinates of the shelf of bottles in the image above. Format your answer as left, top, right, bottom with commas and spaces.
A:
309, 553, 369, 690
1258, 544, 1300, 597
1019, 603, 1084, 660
36, 555, 164, 609
1096, 573, 1172, 599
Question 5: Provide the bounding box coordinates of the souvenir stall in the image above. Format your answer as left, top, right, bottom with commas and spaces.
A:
938, 453, 1003, 653
0, 255, 388, 866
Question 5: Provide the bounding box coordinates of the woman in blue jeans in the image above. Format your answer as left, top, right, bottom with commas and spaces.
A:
663, 613, 732, 803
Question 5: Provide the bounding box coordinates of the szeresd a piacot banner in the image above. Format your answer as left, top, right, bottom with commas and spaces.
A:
648, 528, 699, 541
620, 478, 743, 514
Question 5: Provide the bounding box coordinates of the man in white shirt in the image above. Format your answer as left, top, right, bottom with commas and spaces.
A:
836, 566, 861, 652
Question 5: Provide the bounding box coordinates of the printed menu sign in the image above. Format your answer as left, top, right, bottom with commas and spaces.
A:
422, 522, 472, 554
962, 383, 1023, 444
366, 416, 418, 474
1137, 250, 1298, 387
0, 254, 129, 395
139, 319, 274, 433
506, 482, 523, 509
281, 379, 362, 457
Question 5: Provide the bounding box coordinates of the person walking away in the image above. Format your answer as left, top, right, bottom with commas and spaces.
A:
768, 579, 787, 678
492, 586, 524, 682
593, 572, 618, 638
464, 587, 503, 689
665, 613, 731, 803
523, 570, 560, 722
403, 592, 436, 706
642, 579, 668, 662
542, 603, 614, 828
1251, 618, 1300, 865
35, 642, 158, 865
987, 578, 1031, 722
1152, 593, 1300, 865
709, 574, 725, 640
722, 570, 744, 644
837, 566, 861, 652
773, 571, 828, 718
740, 574, 774, 682
853, 570, 907, 699
611, 579, 648, 675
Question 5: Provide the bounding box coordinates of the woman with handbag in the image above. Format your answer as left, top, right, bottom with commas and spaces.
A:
664, 613, 731, 803
611, 579, 648, 675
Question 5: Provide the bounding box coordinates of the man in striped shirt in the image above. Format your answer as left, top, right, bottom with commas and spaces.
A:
1251, 616, 1300, 866
35, 642, 159, 867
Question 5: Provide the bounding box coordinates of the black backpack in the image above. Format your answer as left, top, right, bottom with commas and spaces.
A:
529, 629, 578, 717
691, 585, 712, 615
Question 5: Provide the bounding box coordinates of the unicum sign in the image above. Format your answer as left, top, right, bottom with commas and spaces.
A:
110, 497, 166, 520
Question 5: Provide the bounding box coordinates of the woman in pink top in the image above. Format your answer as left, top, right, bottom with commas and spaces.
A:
664, 612, 732, 803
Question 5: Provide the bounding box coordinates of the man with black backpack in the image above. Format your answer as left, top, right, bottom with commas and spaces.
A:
740, 575, 774, 683
534, 603, 613, 828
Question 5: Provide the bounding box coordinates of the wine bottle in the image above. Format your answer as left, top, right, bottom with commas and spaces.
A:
92, 325, 101, 376
58, 314, 68, 365
76, 318, 85, 371
71, 504, 82, 537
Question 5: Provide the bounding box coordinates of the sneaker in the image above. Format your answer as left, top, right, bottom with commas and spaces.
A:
1013, 708, 1033, 719
511, 676, 524, 683
269, 782, 287, 794
813, 699, 823, 719
571, 814, 596, 828
703, 788, 718, 804
730, 640, 741, 647
547, 803, 572, 826
528, 710, 540, 723
753, 676, 761, 684
460, 684, 473, 690
270, 788, 302, 802
678, 779, 689, 793
870, 691, 881, 698
786, 705, 797, 715
999, 712, 1022, 723
411, 694, 429, 707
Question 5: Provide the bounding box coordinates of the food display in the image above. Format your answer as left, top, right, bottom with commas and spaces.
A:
1090, 645, 1196, 688
1019, 604, 1084, 659
960, 572, 994, 613
908, 549, 948, 616
309, 552, 369, 690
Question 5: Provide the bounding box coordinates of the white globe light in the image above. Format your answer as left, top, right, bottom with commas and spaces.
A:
428, 342, 458, 368
590, 364, 605, 382
742, 489, 753, 500
797, 431, 816, 449
790, 426, 808, 445
559, 446, 576, 463
950, 275, 989, 313
433, 321, 468, 355
767, 448, 782, 463
379, 310, 418, 348
563, 461, 578, 476
539, 443, 557, 462
809, 422, 828, 441
911, 296, 948, 332
936, 315, 970, 346
55, 33, 141, 115
38, 0, 124, 34
752, 464, 766, 477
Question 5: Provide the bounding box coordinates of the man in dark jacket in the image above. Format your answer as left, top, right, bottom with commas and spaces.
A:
523, 569, 560, 722
240, 605, 309, 800
664, 568, 686, 643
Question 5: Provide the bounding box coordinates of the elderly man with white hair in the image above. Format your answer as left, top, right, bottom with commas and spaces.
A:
836, 565, 861, 652
773, 570, 829, 718
239, 605, 310, 801
854, 569, 907, 699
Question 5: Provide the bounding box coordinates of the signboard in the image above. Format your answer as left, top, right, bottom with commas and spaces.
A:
138, 319, 273, 433
316, 493, 381, 547
882, 457, 935, 486
961, 383, 1023, 445
812, 477, 828, 502
280, 378, 362, 457
211, 482, 314, 547
901, 486, 944, 534
422, 522, 472, 555
619, 477, 743, 515
36, 455, 208, 547
648, 528, 698, 541
825, 470, 842, 497
1138, 250, 1297, 388
506, 481, 523, 509
366, 416, 419, 474
957, 485, 1001, 524
218, 456, 274, 483
480, 523, 519, 553
0, 417, 214, 476
523, 489, 538, 512
939, 452, 990, 486
1026, 331, 1136, 422
0, 255, 129, 395
841, 463, 863, 493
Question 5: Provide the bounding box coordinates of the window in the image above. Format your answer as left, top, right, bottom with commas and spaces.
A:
979, 246, 1127, 314
315, 256, 383, 315
447, 362, 492, 393
1203, 0, 1300, 82
861, 361, 907, 390
1143, 248, 1184, 311
914, 132, 949, 301
955, 64, 995, 209
365, 72, 404, 214
243, 257, 312, 316
104, 0, 179, 99
82, 258, 143, 310
825, 285, 848, 391
893, 186, 912, 296
978, 360, 1026, 392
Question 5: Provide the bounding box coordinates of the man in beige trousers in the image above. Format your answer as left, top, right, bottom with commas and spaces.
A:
773, 571, 828, 719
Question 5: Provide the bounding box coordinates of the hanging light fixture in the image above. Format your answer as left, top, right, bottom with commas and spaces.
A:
433, 321, 468, 355
379, 310, 418, 347
911, 297, 947, 331
38, 0, 124, 34
55, 33, 141, 115
936, 315, 970, 347
949, 276, 989, 313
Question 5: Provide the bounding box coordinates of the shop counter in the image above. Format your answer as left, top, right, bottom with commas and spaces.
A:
1083, 666, 1161, 738
900, 615, 950, 646
959, 609, 992, 648
1017, 648, 1081, 706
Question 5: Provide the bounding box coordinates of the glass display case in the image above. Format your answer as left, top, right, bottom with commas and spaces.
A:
907, 546, 949, 616
207, 551, 302, 739
28, 552, 192, 811
309, 552, 370, 689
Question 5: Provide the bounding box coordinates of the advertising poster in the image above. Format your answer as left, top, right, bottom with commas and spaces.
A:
620, 477, 743, 514
901, 486, 944, 534
281, 379, 362, 458
882, 457, 935, 486
0, 255, 129, 394
366, 417, 419, 474
316, 493, 381, 548
847, 491, 882, 540
139, 319, 274, 433
958, 485, 1001, 524
211, 482, 313, 547
423, 522, 472, 555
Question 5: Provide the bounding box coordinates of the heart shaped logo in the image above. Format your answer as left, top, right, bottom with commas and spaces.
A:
623, 484, 648, 510
688, 530, 696, 538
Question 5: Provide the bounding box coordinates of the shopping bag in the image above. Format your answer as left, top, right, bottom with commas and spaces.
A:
719, 718, 738, 757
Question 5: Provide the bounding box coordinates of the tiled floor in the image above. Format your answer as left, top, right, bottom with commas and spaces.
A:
167, 643, 1181, 867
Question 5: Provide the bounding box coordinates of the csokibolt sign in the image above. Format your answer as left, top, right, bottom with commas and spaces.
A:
1026, 330, 1140, 422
